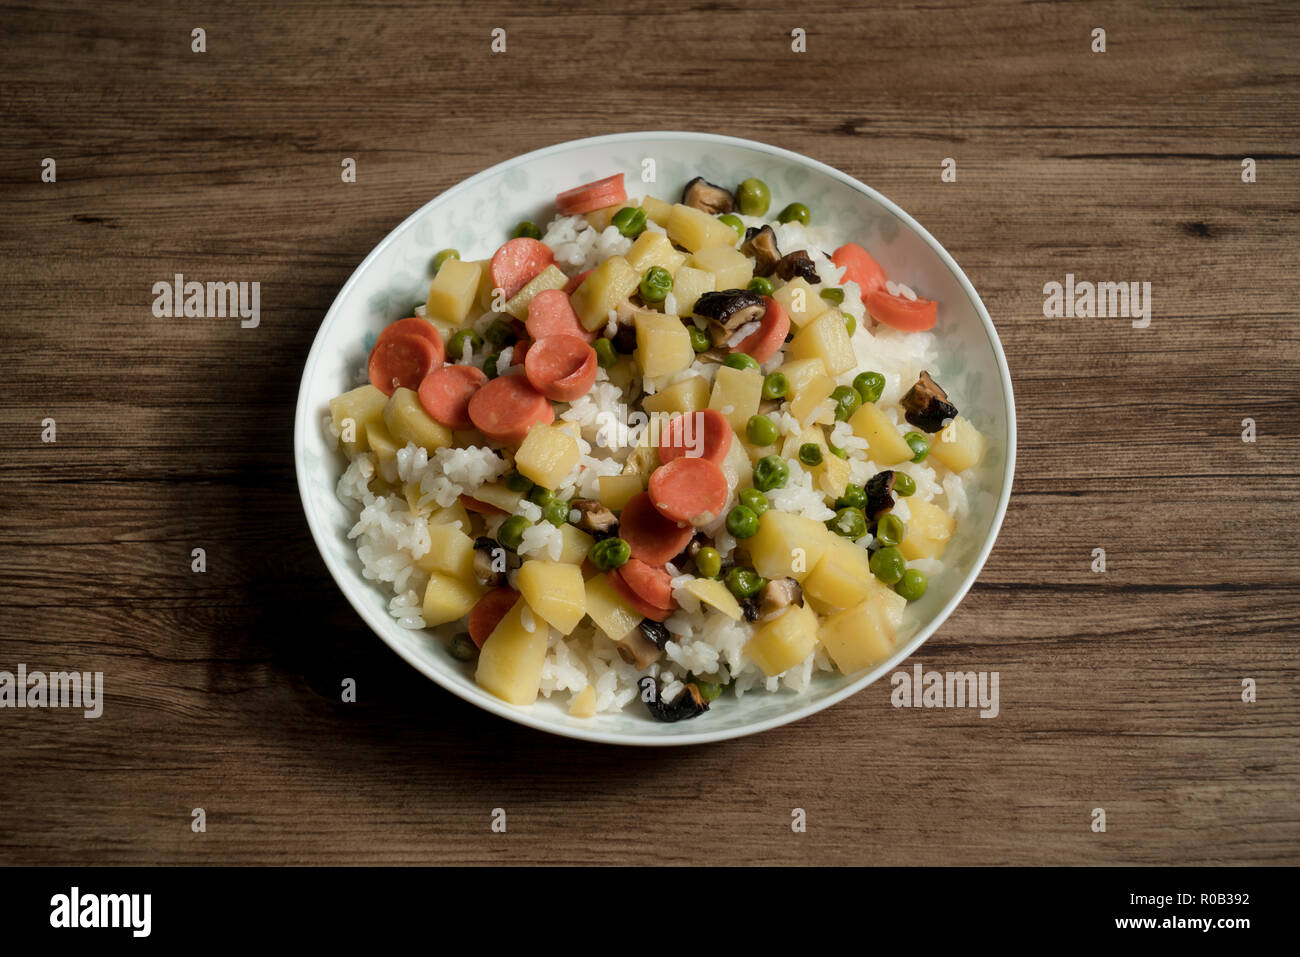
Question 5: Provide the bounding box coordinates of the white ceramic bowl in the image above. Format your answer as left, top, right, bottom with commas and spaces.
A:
294, 131, 1015, 746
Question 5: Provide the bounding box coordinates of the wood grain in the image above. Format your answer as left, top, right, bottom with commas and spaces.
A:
1, 0, 1297, 865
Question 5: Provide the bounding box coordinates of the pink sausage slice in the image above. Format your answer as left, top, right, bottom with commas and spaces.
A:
523, 334, 598, 403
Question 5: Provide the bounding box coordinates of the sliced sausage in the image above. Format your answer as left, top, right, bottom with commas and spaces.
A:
523, 334, 598, 402
418, 364, 487, 430
616, 558, 677, 611
490, 237, 555, 299
368, 332, 441, 396
525, 288, 597, 343
555, 173, 626, 215
607, 569, 672, 622
618, 491, 694, 566
467, 373, 555, 444
647, 457, 729, 525
831, 242, 887, 301
468, 588, 520, 647
376, 316, 446, 355
657, 409, 733, 466
731, 296, 790, 363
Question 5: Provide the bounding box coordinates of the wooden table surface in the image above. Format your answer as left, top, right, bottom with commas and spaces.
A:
2, 0, 1297, 866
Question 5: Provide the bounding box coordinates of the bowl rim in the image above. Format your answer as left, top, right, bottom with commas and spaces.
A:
293, 130, 1017, 746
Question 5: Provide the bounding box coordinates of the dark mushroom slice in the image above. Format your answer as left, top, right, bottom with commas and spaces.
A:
740, 225, 782, 277
617, 621, 666, 670
693, 289, 767, 346
758, 577, 804, 620
773, 250, 821, 284
609, 299, 643, 354
900, 371, 959, 433
681, 176, 735, 215
570, 499, 618, 538
738, 596, 760, 622
638, 675, 710, 722
864, 471, 897, 522
473, 536, 508, 586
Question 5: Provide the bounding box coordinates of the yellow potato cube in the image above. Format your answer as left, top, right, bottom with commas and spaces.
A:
684, 578, 742, 620
584, 573, 640, 642
787, 373, 835, 426
718, 425, 751, 496
598, 474, 644, 511
930, 416, 986, 473
666, 203, 737, 252
416, 522, 477, 579
469, 259, 496, 310
789, 309, 855, 376
625, 231, 687, 276
515, 424, 580, 490
634, 311, 694, 378
383, 387, 454, 453
848, 402, 914, 466
469, 481, 524, 514
669, 267, 716, 316
584, 203, 624, 232
568, 685, 597, 717
899, 499, 956, 560
502, 264, 569, 320
771, 277, 829, 328
746, 603, 818, 676
820, 595, 897, 673
708, 365, 763, 433
621, 442, 659, 484
428, 500, 471, 532
804, 535, 874, 611
747, 509, 832, 582
640, 195, 673, 227
690, 245, 753, 291
572, 256, 641, 331
818, 449, 851, 499
422, 571, 484, 627
778, 357, 828, 399
516, 560, 586, 633
365, 419, 400, 473
329, 384, 389, 457
425, 259, 482, 325
475, 598, 549, 705
641, 374, 709, 415
555, 523, 594, 564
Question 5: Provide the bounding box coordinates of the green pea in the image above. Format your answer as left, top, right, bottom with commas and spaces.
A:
482, 355, 499, 379
762, 371, 789, 400
875, 513, 905, 547
738, 487, 769, 515
895, 568, 928, 602
827, 441, 848, 459
798, 443, 823, 467
448, 634, 479, 661
593, 337, 618, 368
893, 472, 916, 497
542, 499, 570, 527
746, 414, 778, 447
905, 431, 930, 463
432, 248, 460, 273
695, 546, 723, 579
747, 276, 775, 297
693, 679, 723, 702
447, 329, 482, 358
484, 318, 516, 347
725, 566, 765, 599
512, 220, 542, 240
869, 545, 906, 585
853, 371, 886, 404
827, 507, 867, 539
724, 352, 759, 371
718, 213, 745, 240
844, 312, 857, 337
688, 325, 712, 353
725, 505, 760, 539
831, 385, 861, 422
836, 484, 867, 510
736, 178, 771, 217
588, 536, 631, 571
504, 470, 534, 493
498, 515, 531, 552
752, 454, 789, 492
611, 206, 647, 237
776, 202, 811, 226
639, 265, 673, 303
819, 287, 845, 305
527, 486, 555, 507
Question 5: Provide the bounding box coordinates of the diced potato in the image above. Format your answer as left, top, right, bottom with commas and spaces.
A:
515, 424, 580, 489
669, 267, 715, 317
641, 374, 709, 415
684, 578, 742, 620
899, 499, 955, 560
625, 231, 687, 276
708, 365, 763, 432
572, 256, 641, 330
690, 245, 753, 291
365, 419, 400, 474
569, 685, 597, 717
621, 442, 659, 483
818, 449, 851, 498
771, 277, 829, 328
634, 311, 694, 378
426, 259, 482, 325
598, 474, 644, 510
502, 264, 569, 320
469, 481, 524, 514
787, 373, 835, 426
789, 309, 855, 376
416, 522, 477, 579
403, 482, 432, 517
329, 384, 388, 457
584, 573, 640, 642
516, 560, 586, 633
422, 571, 484, 627
475, 598, 550, 705
640, 195, 673, 227
607, 356, 637, 391
746, 603, 818, 676
780, 424, 823, 460
555, 523, 594, 564
804, 535, 874, 611
584, 203, 624, 232
848, 402, 914, 466
383, 387, 454, 453
666, 203, 737, 253
469, 259, 496, 310
747, 509, 832, 582
930, 416, 986, 473
820, 595, 896, 674
777, 357, 826, 399
718, 426, 751, 497
428, 500, 471, 532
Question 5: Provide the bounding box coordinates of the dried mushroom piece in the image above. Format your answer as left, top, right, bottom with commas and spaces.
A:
473, 536, 508, 587
639, 675, 710, 722
570, 499, 618, 538
617, 621, 666, 670
773, 250, 821, 284
693, 289, 767, 346
681, 176, 736, 215
900, 371, 959, 433
740, 225, 782, 276
864, 471, 897, 522
758, 577, 804, 620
